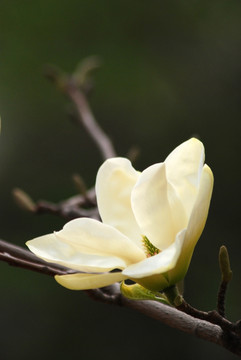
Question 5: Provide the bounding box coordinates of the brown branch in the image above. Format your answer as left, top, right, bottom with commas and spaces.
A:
51, 187, 96, 208
0, 239, 75, 276
121, 296, 224, 348
66, 81, 116, 160
0, 253, 69, 276
44, 63, 116, 160
86, 284, 240, 356
0, 238, 241, 355
217, 281, 228, 318
13, 187, 100, 221
176, 300, 236, 333
35, 199, 100, 221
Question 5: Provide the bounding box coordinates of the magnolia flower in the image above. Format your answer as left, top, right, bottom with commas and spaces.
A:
27, 138, 213, 292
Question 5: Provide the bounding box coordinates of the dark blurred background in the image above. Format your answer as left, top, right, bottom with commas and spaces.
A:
0, 0, 240, 359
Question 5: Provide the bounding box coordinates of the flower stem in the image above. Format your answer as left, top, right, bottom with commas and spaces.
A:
163, 285, 183, 307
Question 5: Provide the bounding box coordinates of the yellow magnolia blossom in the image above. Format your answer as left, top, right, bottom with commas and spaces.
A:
26, 138, 213, 291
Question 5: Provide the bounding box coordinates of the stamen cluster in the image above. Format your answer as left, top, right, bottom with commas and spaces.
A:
142, 236, 160, 257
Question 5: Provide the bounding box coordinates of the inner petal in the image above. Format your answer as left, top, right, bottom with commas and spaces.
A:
123, 229, 185, 279
131, 162, 187, 250
165, 138, 205, 216
96, 157, 142, 247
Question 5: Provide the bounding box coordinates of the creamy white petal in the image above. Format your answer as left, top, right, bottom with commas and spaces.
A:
168, 164, 214, 285
131, 163, 187, 250
123, 229, 186, 278
165, 138, 205, 216
55, 272, 127, 290
27, 233, 130, 272
57, 218, 145, 263
183, 164, 214, 253
96, 157, 142, 247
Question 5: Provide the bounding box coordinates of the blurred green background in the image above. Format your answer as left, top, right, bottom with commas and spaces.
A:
0, 0, 240, 359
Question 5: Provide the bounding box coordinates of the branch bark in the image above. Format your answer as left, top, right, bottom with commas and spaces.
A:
67, 82, 116, 160
0, 239, 75, 276
0, 239, 240, 356
121, 296, 223, 347
35, 199, 100, 221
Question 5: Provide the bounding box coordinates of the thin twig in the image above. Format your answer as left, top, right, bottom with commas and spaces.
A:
0, 239, 74, 276
35, 200, 100, 221
66, 82, 116, 160
0, 253, 70, 276
60, 187, 96, 207
217, 281, 228, 318
13, 186, 99, 221
176, 300, 236, 333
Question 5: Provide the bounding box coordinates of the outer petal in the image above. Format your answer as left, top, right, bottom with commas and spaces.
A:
123, 229, 186, 278
26, 229, 141, 273
55, 272, 127, 290
96, 157, 142, 247
165, 138, 205, 216
131, 163, 187, 250
168, 164, 214, 284
56, 218, 145, 263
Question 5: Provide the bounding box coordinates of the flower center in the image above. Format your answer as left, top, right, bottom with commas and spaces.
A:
142, 235, 160, 257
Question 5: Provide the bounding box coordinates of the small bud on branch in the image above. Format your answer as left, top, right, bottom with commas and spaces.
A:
12, 188, 36, 212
